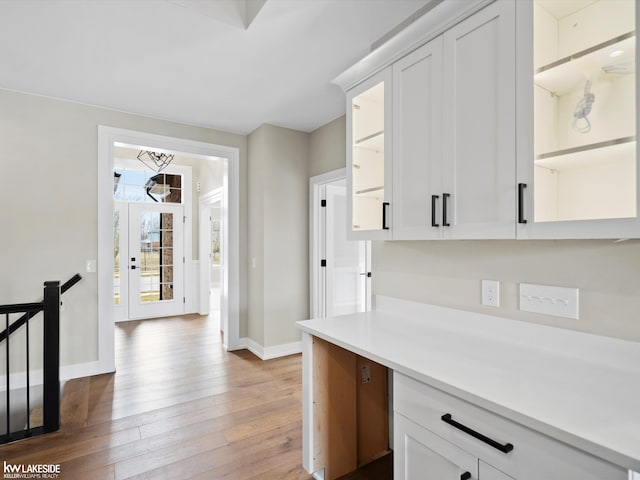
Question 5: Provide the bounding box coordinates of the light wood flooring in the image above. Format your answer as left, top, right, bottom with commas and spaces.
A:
0, 312, 313, 479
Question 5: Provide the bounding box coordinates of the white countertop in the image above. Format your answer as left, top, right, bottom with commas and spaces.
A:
296, 296, 640, 473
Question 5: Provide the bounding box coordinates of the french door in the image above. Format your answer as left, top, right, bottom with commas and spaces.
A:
115, 202, 185, 320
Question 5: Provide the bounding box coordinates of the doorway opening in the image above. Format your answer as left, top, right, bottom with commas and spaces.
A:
112, 154, 196, 322
199, 187, 226, 339
98, 127, 241, 376
310, 169, 371, 318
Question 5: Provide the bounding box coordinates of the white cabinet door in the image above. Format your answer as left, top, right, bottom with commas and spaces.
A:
392, 37, 443, 240
479, 462, 514, 480
346, 67, 392, 240
516, 0, 640, 239
442, 0, 516, 239
395, 413, 477, 480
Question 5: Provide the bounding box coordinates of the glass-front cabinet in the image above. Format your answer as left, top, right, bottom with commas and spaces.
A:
346, 67, 392, 240
518, 0, 639, 238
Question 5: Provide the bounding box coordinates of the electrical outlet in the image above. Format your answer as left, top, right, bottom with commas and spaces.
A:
482, 280, 500, 307
361, 364, 371, 384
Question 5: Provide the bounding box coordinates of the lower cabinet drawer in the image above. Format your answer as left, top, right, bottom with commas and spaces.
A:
394, 373, 627, 480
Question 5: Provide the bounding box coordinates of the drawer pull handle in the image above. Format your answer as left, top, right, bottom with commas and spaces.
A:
461, 473, 472, 480
441, 413, 514, 454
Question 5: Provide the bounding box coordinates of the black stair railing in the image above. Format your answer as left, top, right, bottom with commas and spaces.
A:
0, 274, 81, 444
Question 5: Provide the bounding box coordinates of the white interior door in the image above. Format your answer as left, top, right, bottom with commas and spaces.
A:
324, 182, 370, 316
128, 203, 184, 319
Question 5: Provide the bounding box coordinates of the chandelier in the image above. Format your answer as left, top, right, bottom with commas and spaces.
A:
137, 150, 175, 173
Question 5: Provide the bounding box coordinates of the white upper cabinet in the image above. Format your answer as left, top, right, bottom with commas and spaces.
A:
442, 0, 516, 239
392, 37, 443, 240
392, 0, 515, 240
347, 67, 392, 240
516, 0, 639, 238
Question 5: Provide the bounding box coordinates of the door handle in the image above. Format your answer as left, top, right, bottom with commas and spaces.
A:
382, 202, 390, 230
442, 193, 451, 227
461, 473, 472, 480
518, 183, 527, 224
359, 272, 372, 277
431, 195, 439, 227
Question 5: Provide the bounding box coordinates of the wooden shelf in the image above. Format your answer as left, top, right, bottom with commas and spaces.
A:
535, 136, 636, 171
535, 32, 635, 95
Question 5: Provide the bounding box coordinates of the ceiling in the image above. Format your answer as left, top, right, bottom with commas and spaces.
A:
0, 0, 428, 134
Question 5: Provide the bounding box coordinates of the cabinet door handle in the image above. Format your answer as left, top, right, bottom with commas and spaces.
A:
518, 183, 527, 224
431, 195, 440, 227
382, 202, 390, 230
461, 473, 472, 480
442, 193, 451, 227
441, 413, 514, 453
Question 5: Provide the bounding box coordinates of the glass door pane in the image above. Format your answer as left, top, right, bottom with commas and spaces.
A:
533, 0, 636, 222
351, 81, 386, 231
129, 203, 184, 319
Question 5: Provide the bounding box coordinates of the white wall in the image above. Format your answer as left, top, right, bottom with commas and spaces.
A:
310, 115, 640, 342
248, 124, 309, 348
0, 88, 249, 367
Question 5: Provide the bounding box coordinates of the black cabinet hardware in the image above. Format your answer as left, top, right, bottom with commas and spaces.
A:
382, 202, 390, 230
441, 413, 514, 453
461, 473, 472, 480
442, 193, 451, 227
431, 195, 440, 227
131, 265, 136, 270
518, 183, 527, 224
359, 272, 372, 277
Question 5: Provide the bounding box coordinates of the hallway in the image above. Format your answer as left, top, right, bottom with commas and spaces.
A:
0, 313, 310, 479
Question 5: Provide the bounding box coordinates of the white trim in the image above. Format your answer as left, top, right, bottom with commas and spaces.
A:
199, 188, 223, 316
0, 361, 102, 392
240, 337, 302, 361
332, 0, 492, 91
98, 126, 242, 377
301, 332, 315, 473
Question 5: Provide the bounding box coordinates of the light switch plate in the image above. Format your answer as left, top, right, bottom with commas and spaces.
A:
519, 283, 579, 319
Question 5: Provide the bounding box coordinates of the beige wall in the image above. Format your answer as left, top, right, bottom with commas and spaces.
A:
309, 115, 346, 177
0, 88, 249, 365
248, 124, 310, 347
309, 115, 640, 342
247, 125, 266, 345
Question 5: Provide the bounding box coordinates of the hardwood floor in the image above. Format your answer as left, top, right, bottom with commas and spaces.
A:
0, 312, 313, 479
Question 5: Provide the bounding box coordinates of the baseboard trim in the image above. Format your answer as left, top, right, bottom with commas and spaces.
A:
0, 360, 108, 391
239, 337, 302, 361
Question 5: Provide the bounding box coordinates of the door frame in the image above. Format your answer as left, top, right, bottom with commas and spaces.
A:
198, 187, 224, 316
309, 168, 371, 319
98, 126, 241, 375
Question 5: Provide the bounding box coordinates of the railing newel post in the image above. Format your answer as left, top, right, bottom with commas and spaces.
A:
42, 281, 61, 433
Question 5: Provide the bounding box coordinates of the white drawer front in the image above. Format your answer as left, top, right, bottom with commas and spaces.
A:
394, 373, 626, 480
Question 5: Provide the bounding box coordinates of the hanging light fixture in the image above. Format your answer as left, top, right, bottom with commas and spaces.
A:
137, 150, 175, 173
